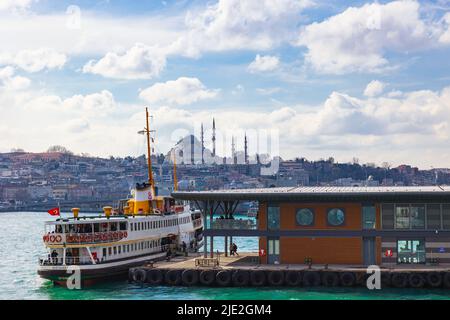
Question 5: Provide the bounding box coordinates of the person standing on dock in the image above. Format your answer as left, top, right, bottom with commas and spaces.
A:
230, 243, 235, 256
232, 243, 239, 256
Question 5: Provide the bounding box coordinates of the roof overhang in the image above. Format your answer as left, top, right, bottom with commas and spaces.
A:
172, 186, 450, 203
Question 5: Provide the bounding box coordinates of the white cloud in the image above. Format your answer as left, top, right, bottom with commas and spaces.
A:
139, 77, 219, 106
247, 54, 280, 73
256, 87, 281, 95
364, 80, 386, 97
0, 66, 30, 90
0, 48, 66, 72
82, 43, 166, 80
297, 0, 439, 74
0, 0, 34, 11
3, 82, 450, 167
439, 12, 450, 44
169, 0, 313, 57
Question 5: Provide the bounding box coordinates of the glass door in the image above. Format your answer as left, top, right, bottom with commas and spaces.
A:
267, 238, 280, 264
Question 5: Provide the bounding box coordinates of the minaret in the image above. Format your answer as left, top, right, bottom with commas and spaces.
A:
212, 118, 216, 160
201, 123, 205, 165
244, 133, 249, 165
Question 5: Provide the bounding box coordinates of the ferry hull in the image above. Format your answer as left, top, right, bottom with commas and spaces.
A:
38, 253, 167, 287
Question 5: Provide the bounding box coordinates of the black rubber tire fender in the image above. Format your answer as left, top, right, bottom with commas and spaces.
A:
199, 269, 216, 286
232, 270, 250, 286
165, 269, 182, 286
249, 270, 266, 286
285, 271, 302, 286
267, 270, 284, 286
181, 269, 199, 286
391, 273, 408, 288
340, 272, 356, 287
426, 272, 443, 288
443, 272, 450, 288
408, 273, 425, 289
302, 271, 321, 287
215, 270, 232, 287
321, 272, 339, 287
132, 268, 147, 283
147, 269, 163, 285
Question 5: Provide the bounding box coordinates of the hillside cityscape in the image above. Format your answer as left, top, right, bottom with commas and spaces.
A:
1, 135, 449, 212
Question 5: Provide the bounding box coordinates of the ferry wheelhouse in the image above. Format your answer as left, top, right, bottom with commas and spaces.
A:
38, 108, 204, 286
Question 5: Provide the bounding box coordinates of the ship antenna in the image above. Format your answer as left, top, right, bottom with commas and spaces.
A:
145, 107, 155, 195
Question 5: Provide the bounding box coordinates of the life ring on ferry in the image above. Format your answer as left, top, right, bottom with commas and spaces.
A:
101, 234, 108, 241
426, 272, 443, 288
199, 270, 216, 286
408, 273, 425, 288
284, 271, 302, 286
132, 268, 147, 283
165, 269, 182, 286
215, 270, 232, 286
391, 273, 408, 288
321, 272, 339, 287
302, 271, 321, 287
123, 231, 128, 238
49, 235, 56, 243
181, 269, 199, 286
443, 272, 450, 288
147, 269, 163, 285
249, 270, 266, 286
267, 270, 284, 286
340, 272, 356, 287
231, 270, 250, 286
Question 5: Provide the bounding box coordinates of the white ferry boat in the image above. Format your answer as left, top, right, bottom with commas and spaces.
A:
37, 108, 204, 286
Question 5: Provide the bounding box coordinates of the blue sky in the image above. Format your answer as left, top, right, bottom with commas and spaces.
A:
1, 0, 450, 168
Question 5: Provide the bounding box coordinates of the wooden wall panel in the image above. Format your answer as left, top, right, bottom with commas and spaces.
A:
279, 202, 362, 230
280, 237, 362, 264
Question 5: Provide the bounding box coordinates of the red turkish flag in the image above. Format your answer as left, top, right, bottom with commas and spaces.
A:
47, 207, 60, 216
259, 249, 266, 257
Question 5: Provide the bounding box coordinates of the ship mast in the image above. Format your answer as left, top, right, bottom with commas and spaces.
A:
145, 107, 155, 195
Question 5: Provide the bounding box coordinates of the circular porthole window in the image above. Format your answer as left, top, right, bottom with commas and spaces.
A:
296, 208, 314, 226
327, 208, 345, 226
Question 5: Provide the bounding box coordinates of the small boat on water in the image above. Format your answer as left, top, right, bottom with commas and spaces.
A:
37, 108, 204, 287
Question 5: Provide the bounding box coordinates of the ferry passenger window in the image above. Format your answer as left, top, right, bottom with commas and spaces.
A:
103, 248, 106, 257
119, 222, 127, 231
127, 244, 130, 252
131, 223, 134, 231
296, 208, 314, 226
118, 246, 121, 254
327, 208, 345, 226
108, 247, 112, 255
94, 224, 100, 232
110, 223, 117, 231
113, 247, 117, 255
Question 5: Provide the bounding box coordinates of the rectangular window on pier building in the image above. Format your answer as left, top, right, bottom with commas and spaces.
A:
362, 205, 376, 230
382, 204, 394, 229
267, 204, 280, 230
426, 204, 441, 229
443, 205, 450, 229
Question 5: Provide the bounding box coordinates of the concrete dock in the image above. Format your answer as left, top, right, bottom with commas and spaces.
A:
129, 252, 450, 288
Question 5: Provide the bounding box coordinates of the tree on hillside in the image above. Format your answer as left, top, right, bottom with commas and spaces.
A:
47, 145, 73, 154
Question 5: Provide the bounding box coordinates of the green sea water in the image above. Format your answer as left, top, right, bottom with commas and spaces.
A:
1, 212, 450, 300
